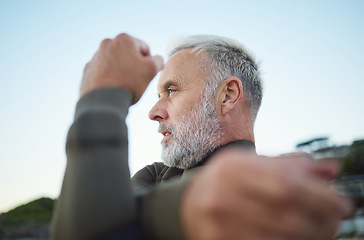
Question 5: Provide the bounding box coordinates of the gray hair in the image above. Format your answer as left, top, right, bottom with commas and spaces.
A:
168, 35, 263, 123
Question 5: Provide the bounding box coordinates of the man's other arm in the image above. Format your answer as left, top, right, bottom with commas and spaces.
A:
181, 149, 353, 240
131, 163, 189, 240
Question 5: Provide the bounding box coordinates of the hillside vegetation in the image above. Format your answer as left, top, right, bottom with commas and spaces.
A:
0, 197, 55, 239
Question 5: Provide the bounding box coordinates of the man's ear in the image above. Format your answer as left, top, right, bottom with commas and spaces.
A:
219, 76, 243, 115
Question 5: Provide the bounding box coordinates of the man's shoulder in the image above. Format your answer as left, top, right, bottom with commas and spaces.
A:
131, 162, 184, 186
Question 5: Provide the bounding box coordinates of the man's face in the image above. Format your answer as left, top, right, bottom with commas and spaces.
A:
148, 49, 223, 169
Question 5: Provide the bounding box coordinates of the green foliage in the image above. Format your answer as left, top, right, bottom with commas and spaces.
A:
0, 197, 55, 228
342, 140, 364, 175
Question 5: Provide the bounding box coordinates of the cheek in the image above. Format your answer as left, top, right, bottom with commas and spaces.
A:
169, 90, 203, 121
171, 100, 196, 120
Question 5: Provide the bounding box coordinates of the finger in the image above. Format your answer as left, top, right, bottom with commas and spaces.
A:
276, 152, 314, 168
114, 33, 149, 56
309, 160, 341, 180
225, 154, 349, 239
232, 156, 350, 234
279, 151, 314, 160
150, 55, 164, 72
83, 62, 90, 73
99, 38, 112, 49
232, 176, 343, 240
140, 55, 164, 81
134, 38, 151, 56
273, 153, 340, 181
273, 154, 340, 180
286, 161, 351, 217
218, 185, 313, 240
289, 175, 352, 222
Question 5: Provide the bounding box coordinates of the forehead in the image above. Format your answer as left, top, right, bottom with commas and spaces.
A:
157, 49, 206, 91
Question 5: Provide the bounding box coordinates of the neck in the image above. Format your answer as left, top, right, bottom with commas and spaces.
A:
194, 139, 256, 168
219, 116, 255, 145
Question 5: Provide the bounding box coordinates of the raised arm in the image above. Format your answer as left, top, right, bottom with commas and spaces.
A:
51, 33, 163, 240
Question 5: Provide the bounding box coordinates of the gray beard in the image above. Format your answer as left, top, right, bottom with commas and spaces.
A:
159, 92, 223, 169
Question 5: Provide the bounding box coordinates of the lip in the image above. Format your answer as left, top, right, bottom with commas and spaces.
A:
160, 131, 172, 142
160, 131, 171, 136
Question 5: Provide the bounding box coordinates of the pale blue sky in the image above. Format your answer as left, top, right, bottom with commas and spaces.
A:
0, 0, 363, 213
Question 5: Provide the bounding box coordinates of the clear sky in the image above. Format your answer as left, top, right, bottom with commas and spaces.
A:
0, 0, 363, 213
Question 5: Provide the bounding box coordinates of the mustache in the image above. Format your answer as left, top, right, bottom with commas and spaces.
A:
158, 124, 175, 134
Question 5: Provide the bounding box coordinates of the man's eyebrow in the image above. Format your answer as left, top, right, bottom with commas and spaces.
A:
163, 80, 180, 89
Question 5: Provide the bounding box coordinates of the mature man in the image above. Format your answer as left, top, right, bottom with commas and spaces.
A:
51, 33, 351, 240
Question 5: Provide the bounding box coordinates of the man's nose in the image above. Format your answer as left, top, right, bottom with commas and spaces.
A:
148, 101, 168, 121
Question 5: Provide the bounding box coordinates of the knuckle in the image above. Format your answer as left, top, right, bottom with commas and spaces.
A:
211, 153, 234, 171
99, 38, 111, 48
116, 32, 130, 39
294, 152, 314, 162
203, 197, 221, 216
83, 62, 89, 73
273, 175, 297, 202
145, 61, 158, 75
112, 33, 136, 51
115, 33, 132, 44
200, 189, 227, 219
298, 153, 315, 163
141, 59, 162, 80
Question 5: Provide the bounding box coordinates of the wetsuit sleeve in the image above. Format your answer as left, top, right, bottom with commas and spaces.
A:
51, 87, 135, 240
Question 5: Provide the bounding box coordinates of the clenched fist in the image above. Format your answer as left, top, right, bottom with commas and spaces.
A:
80, 33, 164, 104
181, 149, 352, 240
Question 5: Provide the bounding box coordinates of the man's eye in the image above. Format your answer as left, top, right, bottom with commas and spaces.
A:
168, 89, 176, 94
